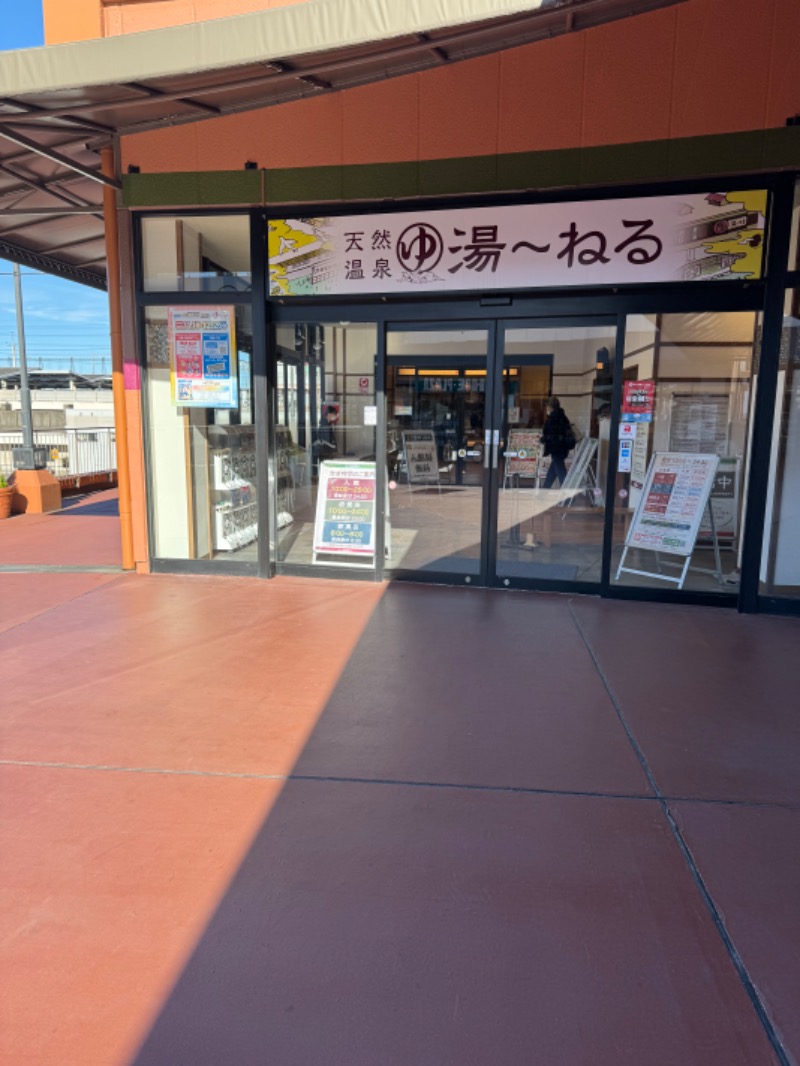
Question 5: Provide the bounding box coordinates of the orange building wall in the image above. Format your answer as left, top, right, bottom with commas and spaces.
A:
43, 0, 102, 44
43, 0, 309, 43
119, 0, 800, 178
103, 0, 309, 36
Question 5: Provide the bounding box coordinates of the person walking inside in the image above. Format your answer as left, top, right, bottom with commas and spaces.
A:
541, 397, 575, 488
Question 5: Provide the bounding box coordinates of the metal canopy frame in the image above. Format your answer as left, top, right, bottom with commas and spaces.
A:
0, 0, 688, 289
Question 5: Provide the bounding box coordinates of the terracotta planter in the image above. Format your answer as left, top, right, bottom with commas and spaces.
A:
0, 485, 14, 519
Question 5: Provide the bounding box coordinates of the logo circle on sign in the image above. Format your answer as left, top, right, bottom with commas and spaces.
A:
518, 449, 528, 459
358, 377, 369, 392
397, 223, 444, 274
458, 448, 467, 458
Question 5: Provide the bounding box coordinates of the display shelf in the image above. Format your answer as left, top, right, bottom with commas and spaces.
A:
210, 437, 258, 551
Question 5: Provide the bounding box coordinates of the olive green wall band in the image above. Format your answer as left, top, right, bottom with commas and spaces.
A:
123, 127, 800, 208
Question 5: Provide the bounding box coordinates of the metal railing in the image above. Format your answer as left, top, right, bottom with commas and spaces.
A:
0, 427, 116, 478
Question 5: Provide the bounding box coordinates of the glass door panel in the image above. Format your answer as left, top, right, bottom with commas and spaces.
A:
610, 312, 756, 594
494, 323, 617, 586
385, 326, 492, 578
274, 322, 378, 570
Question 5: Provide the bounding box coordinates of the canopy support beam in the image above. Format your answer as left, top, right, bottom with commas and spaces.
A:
0, 125, 121, 188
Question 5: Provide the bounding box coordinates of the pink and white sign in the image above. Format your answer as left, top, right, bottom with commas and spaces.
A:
269, 190, 767, 298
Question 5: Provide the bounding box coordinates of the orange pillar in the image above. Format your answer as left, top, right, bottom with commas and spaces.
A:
102, 144, 135, 571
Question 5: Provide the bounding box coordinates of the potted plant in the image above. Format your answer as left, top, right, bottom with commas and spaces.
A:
0, 474, 14, 519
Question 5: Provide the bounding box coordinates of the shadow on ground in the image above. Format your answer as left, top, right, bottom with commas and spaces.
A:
125, 586, 795, 1066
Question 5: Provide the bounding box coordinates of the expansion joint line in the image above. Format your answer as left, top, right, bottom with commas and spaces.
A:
567, 600, 792, 1066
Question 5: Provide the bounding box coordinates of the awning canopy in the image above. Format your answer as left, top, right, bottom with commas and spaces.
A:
0, 0, 687, 289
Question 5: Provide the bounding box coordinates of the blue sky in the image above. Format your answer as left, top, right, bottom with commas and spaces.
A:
0, 4, 110, 374
0, 1, 43, 51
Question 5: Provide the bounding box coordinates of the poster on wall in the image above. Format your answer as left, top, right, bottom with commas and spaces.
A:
169, 306, 238, 408
622, 379, 655, 423
268, 190, 768, 298
626, 453, 720, 557
629, 424, 651, 509
313, 461, 376, 560
618, 423, 636, 473
669, 393, 730, 456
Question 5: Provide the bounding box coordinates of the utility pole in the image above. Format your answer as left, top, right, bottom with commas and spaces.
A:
13, 263, 35, 458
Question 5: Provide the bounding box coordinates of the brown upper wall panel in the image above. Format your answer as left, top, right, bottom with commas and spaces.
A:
120, 0, 800, 175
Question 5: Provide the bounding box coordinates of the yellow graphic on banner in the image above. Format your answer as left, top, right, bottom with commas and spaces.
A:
268, 218, 330, 296
677, 190, 769, 281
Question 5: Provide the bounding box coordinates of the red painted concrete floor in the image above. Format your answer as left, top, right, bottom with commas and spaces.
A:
1, 575, 799, 1066
0, 488, 121, 570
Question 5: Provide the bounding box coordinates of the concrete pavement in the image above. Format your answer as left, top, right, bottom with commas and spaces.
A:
1, 569, 799, 1065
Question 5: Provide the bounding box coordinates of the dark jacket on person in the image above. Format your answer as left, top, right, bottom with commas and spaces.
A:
541, 408, 573, 459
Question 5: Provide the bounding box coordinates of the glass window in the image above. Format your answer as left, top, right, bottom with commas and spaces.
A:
790, 181, 800, 272
760, 290, 800, 598
141, 215, 251, 293
143, 304, 257, 562
275, 322, 378, 570
612, 312, 757, 595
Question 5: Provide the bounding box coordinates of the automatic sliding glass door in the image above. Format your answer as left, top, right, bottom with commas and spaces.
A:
383, 317, 618, 588
385, 323, 494, 580
492, 321, 618, 588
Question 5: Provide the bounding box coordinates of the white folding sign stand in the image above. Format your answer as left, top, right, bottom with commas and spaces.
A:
502, 434, 543, 549
559, 437, 599, 517
312, 460, 377, 569
615, 452, 723, 589
402, 430, 442, 496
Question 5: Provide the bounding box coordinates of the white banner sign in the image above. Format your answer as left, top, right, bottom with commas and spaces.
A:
313, 461, 376, 558
269, 190, 767, 297
626, 453, 720, 557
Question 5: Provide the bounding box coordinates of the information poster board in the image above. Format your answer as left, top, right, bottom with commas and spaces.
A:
629, 424, 651, 509
622, 379, 655, 423
505, 429, 541, 477
402, 430, 439, 483
699, 457, 740, 546
626, 452, 720, 557
313, 461, 376, 558
169, 306, 238, 408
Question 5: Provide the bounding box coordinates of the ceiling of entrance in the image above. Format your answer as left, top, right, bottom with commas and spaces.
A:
0, 0, 689, 290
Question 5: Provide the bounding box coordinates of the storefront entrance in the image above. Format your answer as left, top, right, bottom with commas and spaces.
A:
137, 177, 800, 613
272, 307, 758, 602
